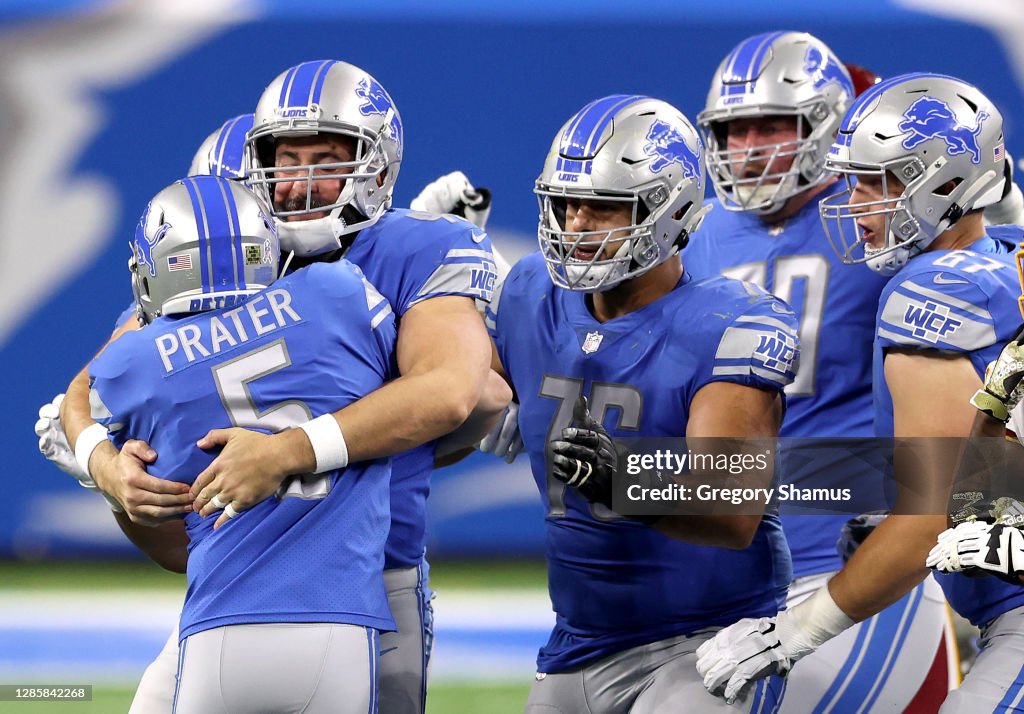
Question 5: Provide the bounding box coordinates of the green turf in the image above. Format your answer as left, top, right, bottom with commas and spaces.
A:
0, 560, 184, 590
426, 682, 530, 714
0, 686, 135, 713
0, 683, 531, 713
0, 558, 548, 592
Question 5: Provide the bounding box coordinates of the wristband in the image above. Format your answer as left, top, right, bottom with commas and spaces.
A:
779, 582, 856, 655
298, 414, 349, 473
971, 388, 1010, 423
74, 423, 109, 485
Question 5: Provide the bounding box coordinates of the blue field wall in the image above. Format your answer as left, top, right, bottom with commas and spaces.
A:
2, 0, 1021, 558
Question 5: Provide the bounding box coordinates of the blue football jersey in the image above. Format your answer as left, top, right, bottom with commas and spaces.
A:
89, 261, 398, 641
873, 231, 1024, 627
488, 252, 797, 672
684, 185, 893, 578
344, 208, 497, 568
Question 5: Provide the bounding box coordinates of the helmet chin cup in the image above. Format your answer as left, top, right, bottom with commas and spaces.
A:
275, 213, 345, 258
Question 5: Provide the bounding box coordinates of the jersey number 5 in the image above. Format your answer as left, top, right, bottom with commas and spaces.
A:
211, 339, 329, 501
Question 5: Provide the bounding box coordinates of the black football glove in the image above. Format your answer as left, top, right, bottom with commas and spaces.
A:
548, 396, 618, 510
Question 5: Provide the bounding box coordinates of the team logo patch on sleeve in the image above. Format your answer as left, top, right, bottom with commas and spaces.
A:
902, 299, 963, 342
753, 329, 798, 374
898, 96, 989, 164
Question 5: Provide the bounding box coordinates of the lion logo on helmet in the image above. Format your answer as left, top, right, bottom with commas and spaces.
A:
133, 206, 172, 279
898, 96, 989, 164
643, 119, 700, 178
356, 77, 392, 118
355, 77, 403, 151
803, 45, 853, 96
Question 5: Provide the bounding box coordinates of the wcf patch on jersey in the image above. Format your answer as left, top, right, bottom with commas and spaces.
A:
902, 299, 963, 343
753, 329, 797, 374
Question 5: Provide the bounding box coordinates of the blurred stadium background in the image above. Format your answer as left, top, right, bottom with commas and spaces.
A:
1, 0, 1021, 710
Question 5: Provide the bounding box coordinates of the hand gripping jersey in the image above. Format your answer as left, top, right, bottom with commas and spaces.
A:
89, 261, 398, 641
488, 252, 798, 672
684, 184, 892, 577
873, 229, 1024, 627
344, 208, 497, 568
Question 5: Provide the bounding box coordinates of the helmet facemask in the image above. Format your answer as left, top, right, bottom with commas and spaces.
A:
819, 160, 925, 275
247, 117, 398, 257
536, 189, 658, 292
703, 109, 829, 214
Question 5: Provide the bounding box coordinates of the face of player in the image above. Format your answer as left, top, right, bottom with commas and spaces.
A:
724, 115, 801, 183
273, 134, 358, 222
563, 197, 634, 261
848, 172, 906, 250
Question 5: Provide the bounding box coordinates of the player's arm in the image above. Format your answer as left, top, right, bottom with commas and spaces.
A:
111, 512, 189, 574
828, 349, 979, 619
437, 340, 518, 467
191, 295, 493, 523
653, 381, 781, 548
435, 367, 512, 465
60, 319, 192, 523
697, 349, 978, 701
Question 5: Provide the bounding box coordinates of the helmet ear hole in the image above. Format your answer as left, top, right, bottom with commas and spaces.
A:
933, 178, 962, 197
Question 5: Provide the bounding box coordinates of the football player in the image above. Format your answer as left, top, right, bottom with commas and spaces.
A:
90, 175, 396, 712
684, 32, 950, 711
696, 73, 1024, 713
488, 94, 799, 712
34, 114, 257, 714
55, 61, 503, 714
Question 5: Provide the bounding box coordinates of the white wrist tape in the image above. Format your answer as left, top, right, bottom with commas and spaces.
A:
74, 423, 109, 485
299, 414, 349, 474
778, 582, 855, 657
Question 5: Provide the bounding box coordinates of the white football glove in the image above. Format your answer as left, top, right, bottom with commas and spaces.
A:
696, 587, 853, 703
411, 171, 492, 229
696, 617, 791, 704
970, 324, 1024, 423
478, 401, 523, 463
35, 393, 92, 485
927, 521, 1024, 582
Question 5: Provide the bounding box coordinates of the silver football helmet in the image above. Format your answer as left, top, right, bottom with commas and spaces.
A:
698, 31, 854, 214
246, 60, 403, 257
131, 176, 279, 323
188, 114, 254, 180
535, 95, 710, 292
820, 73, 1006, 274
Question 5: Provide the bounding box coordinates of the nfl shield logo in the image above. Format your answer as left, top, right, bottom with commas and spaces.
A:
582, 331, 604, 354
